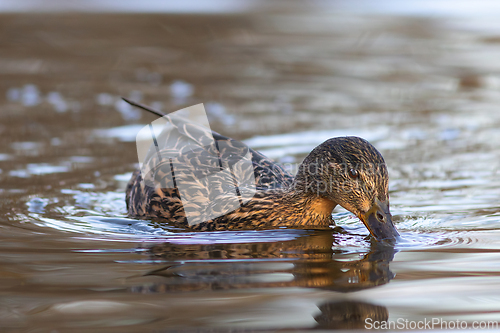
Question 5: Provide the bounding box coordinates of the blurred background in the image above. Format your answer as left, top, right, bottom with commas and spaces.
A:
1, 1, 500, 331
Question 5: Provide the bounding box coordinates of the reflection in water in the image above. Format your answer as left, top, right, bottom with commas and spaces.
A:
314, 300, 388, 330
133, 232, 396, 293
127, 232, 394, 328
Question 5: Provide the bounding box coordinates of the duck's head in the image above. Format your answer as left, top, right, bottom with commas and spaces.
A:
294, 136, 399, 242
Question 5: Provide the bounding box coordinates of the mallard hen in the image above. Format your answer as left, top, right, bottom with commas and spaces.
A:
124, 99, 399, 242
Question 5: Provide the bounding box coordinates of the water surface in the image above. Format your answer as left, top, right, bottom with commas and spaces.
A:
1, 8, 500, 331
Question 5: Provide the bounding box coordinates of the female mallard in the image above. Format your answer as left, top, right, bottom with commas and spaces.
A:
124, 99, 399, 242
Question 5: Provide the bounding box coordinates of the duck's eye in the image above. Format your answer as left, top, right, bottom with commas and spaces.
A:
349, 168, 359, 179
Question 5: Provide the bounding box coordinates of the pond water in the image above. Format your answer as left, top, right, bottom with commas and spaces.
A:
1, 7, 500, 332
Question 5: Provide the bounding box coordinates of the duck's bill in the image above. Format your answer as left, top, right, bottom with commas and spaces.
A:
360, 200, 400, 243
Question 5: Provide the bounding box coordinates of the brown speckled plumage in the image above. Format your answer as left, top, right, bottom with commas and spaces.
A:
124, 99, 398, 240
125, 134, 335, 231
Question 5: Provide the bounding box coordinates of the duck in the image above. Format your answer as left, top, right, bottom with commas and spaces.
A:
124, 98, 399, 242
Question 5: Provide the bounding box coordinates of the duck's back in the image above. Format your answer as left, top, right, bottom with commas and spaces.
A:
125, 129, 294, 226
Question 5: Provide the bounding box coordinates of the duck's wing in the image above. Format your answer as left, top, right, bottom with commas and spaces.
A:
126, 129, 292, 225
124, 99, 293, 223
124, 98, 293, 190
212, 131, 294, 190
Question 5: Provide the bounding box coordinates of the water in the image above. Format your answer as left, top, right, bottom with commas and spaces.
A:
1, 6, 500, 332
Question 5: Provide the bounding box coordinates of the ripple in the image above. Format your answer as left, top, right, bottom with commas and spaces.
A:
23, 187, 487, 250
395, 230, 477, 249
335, 211, 487, 250
30, 214, 168, 241
30, 213, 311, 244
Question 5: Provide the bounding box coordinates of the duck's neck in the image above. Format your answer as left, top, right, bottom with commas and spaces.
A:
274, 189, 337, 229
194, 187, 337, 231
224, 188, 336, 230
263, 160, 340, 228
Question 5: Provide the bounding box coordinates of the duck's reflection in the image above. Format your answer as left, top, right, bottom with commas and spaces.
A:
133, 230, 396, 293
314, 300, 388, 330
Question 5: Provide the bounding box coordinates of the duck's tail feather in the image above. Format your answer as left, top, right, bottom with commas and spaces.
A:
122, 97, 232, 141
121, 97, 168, 118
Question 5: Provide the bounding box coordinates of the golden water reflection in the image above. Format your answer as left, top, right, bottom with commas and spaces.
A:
134, 233, 395, 293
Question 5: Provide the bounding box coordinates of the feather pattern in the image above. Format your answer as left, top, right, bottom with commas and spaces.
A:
124, 99, 390, 234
